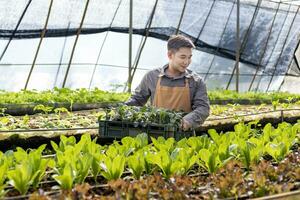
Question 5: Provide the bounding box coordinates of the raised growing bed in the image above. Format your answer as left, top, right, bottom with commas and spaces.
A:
209, 98, 300, 105
0, 102, 118, 116
201, 108, 300, 133
1, 105, 300, 149
3, 144, 299, 199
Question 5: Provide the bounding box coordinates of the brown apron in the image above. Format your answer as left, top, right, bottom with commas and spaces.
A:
153, 77, 192, 112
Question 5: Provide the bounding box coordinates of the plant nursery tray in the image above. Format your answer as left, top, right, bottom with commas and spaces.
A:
98, 120, 194, 140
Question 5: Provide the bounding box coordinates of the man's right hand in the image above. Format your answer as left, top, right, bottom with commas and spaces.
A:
181, 119, 192, 131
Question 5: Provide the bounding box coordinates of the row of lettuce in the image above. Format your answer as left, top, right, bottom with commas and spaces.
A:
0, 106, 182, 131
1, 104, 299, 132
0, 121, 299, 197
0, 88, 300, 105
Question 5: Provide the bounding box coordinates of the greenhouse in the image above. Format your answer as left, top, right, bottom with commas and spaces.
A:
0, 0, 300, 199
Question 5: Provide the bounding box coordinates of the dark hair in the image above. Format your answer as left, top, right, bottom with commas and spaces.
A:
167, 35, 195, 52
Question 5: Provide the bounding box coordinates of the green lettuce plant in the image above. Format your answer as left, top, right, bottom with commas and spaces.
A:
0, 163, 7, 198
51, 135, 77, 152
100, 155, 126, 181
146, 150, 179, 178
33, 104, 53, 114
127, 150, 146, 179
237, 139, 263, 170
265, 142, 289, 163
7, 163, 39, 195
74, 155, 92, 184
198, 148, 223, 174
175, 148, 198, 175
53, 164, 75, 190
151, 136, 176, 153
186, 136, 210, 153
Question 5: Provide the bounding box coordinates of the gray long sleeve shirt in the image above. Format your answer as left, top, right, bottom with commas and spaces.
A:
126, 65, 210, 128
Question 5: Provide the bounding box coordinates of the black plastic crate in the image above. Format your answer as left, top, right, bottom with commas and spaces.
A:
98, 120, 194, 140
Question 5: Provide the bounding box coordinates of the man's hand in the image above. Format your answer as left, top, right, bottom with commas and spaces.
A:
181, 119, 192, 131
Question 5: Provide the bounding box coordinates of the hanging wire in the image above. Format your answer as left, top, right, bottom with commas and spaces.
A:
0, 0, 33, 62
239, 0, 263, 53
269, 0, 300, 6
129, 0, 184, 85
54, 22, 71, 87
193, 0, 216, 45
204, 0, 236, 81
24, 0, 54, 90
128, 0, 159, 86
62, 0, 91, 88
0, 62, 292, 76
266, 5, 299, 91
235, 0, 240, 92
0, 62, 153, 71
248, 2, 281, 91
128, 0, 133, 93
278, 30, 300, 91
295, 40, 300, 72
53, 0, 76, 88
89, 0, 123, 89
225, 0, 262, 90
277, 64, 291, 91
175, 0, 188, 35
255, 3, 292, 91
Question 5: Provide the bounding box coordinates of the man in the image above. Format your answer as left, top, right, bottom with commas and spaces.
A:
126, 35, 210, 130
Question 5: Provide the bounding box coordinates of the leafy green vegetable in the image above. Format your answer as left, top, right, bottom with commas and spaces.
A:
151, 137, 176, 153
127, 150, 146, 179
53, 164, 75, 190
100, 155, 126, 181
198, 149, 223, 174
7, 163, 39, 195
147, 149, 181, 178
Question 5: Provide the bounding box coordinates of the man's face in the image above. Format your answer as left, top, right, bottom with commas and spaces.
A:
168, 47, 192, 73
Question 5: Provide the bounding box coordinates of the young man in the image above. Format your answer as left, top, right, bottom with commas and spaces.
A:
126, 35, 210, 130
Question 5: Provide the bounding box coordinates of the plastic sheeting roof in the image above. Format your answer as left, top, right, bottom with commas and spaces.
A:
0, 0, 299, 92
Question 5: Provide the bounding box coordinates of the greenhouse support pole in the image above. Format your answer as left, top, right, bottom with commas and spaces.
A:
24, 0, 53, 90
0, 0, 33, 62
54, 22, 70, 88
89, 0, 123, 89
248, 2, 280, 91
131, 0, 158, 80
175, 0, 188, 35
62, 0, 90, 88
194, 0, 216, 45
204, 0, 236, 81
127, 0, 133, 93
235, 0, 240, 92
266, 6, 299, 92
225, 0, 241, 91
239, 0, 262, 54
255, 3, 290, 92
